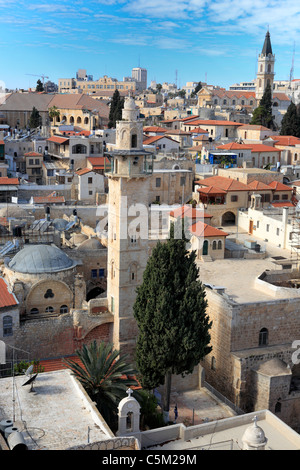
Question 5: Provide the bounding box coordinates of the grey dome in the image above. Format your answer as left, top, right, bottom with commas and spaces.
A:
7, 244, 76, 274
76, 237, 103, 251
52, 218, 69, 232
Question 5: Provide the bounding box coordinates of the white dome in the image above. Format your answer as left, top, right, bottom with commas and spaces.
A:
242, 416, 267, 449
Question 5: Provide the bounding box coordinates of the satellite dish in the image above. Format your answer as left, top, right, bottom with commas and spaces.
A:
25, 365, 34, 376
22, 373, 38, 393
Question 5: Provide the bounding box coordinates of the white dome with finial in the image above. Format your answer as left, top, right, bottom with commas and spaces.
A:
242, 416, 268, 450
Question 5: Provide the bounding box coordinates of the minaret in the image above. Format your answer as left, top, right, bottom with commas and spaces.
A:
106, 95, 153, 359
255, 30, 275, 101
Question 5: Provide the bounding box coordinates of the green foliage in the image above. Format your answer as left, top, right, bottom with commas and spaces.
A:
280, 101, 300, 137
48, 105, 60, 123
191, 81, 202, 97
135, 390, 165, 430
14, 359, 44, 375
36, 79, 44, 92
28, 106, 41, 128
63, 341, 138, 431
251, 83, 275, 129
108, 89, 124, 128
133, 225, 212, 393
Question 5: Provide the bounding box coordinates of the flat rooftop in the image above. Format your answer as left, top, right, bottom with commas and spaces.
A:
0, 369, 113, 450
198, 227, 299, 303
146, 410, 300, 450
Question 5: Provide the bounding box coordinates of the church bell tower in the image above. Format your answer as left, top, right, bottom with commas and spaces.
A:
255, 30, 275, 101
106, 95, 154, 359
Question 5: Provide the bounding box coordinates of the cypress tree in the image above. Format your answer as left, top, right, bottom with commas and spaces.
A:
133, 222, 212, 422
251, 83, 275, 129
108, 89, 124, 128
280, 101, 300, 137
28, 106, 41, 128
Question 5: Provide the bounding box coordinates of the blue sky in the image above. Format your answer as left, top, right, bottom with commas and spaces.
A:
1, 0, 300, 90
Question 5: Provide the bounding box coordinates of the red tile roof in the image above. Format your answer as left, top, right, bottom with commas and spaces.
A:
0, 140, 5, 145
143, 126, 167, 133
143, 135, 178, 145
87, 156, 110, 169
197, 185, 227, 195
270, 135, 300, 147
216, 142, 253, 150
247, 144, 281, 153
76, 168, 93, 176
47, 136, 69, 144
24, 152, 42, 157
0, 277, 18, 308
248, 180, 273, 191
271, 202, 294, 207
189, 220, 228, 238
195, 175, 250, 191
268, 181, 293, 191
0, 177, 19, 185
170, 205, 212, 219
32, 192, 65, 203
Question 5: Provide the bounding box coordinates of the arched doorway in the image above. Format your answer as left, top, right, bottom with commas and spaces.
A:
202, 240, 208, 256
222, 211, 236, 225
86, 286, 105, 301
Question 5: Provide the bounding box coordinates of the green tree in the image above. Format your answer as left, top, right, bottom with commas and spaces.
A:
36, 79, 44, 92
64, 340, 138, 430
191, 81, 202, 97
156, 83, 162, 93
48, 105, 60, 126
108, 89, 124, 128
133, 222, 212, 422
280, 101, 300, 137
28, 106, 41, 128
251, 83, 275, 129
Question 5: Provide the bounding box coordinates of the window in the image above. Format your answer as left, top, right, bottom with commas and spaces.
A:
275, 401, 282, 414
273, 194, 280, 200
29, 159, 34, 165
276, 228, 280, 236
30, 308, 39, 315
218, 240, 222, 250
212, 240, 217, 250
131, 134, 137, 148
156, 195, 160, 203
60, 305, 68, 314
259, 328, 268, 346
231, 195, 238, 202
211, 356, 216, 371
99, 268, 105, 278
46, 306, 54, 313
266, 224, 270, 232
156, 177, 161, 188
72, 144, 87, 154
44, 289, 54, 299
3, 316, 13, 336
180, 177, 186, 186
282, 194, 289, 200
35, 159, 40, 165
91, 269, 97, 278
89, 190, 93, 196
88, 177, 93, 184
257, 221, 260, 228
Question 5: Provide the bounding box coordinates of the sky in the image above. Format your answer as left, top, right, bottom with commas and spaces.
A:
1, 0, 300, 91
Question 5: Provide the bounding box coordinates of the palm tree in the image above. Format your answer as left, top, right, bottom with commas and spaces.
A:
63, 341, 138, 430
48, 105, 60, 126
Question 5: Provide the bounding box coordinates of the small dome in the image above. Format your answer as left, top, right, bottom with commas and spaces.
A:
242, 416, 267, 449
76, 237, 103, 251
124, 96, 136, 110
52, 218, 68, 232
256, 358, 290, 376
7, 244, 76, 274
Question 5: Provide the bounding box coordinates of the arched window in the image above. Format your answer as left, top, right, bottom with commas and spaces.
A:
259, 328, 268, 346
260, 64, 263, 72
3, 315, 13, 336
69, 116, 74, 124
46, 306, 54, 313
77, 116, 82, 124
30, 308, 39, 315
267, 64, 271, 73
60, 305, 68, 314
218, 240, 222, 250
212, 240, 217, 250
275, 401, 281, 413
84, 117, 89, 125
131, 134, 137, 148
211, 356, 216, 371
72, 144, 87, 154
